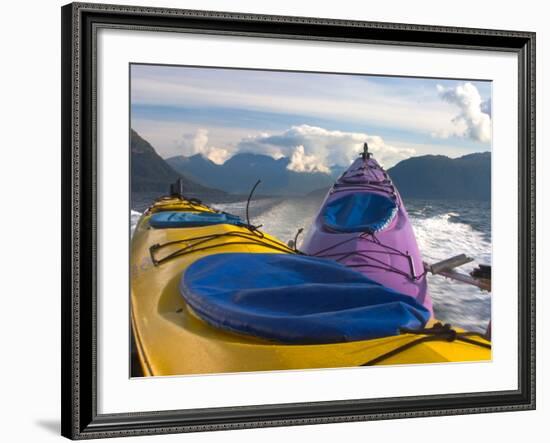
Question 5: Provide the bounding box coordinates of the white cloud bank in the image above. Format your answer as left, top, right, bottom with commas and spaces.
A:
176, 125, 415, 171
176, 128, 230, 164
435, 82, 492, 143
236, 125, 415, 171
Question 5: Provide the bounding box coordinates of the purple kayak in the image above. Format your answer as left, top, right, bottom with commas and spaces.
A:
301, 147, 433, 315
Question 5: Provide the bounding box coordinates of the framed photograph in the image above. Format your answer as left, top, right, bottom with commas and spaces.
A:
61, 2, 535, 439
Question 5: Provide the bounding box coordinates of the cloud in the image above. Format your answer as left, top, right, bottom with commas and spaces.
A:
287, 145, 330, 173
435, 82, 491, 143
203, 146, 231, 165
235, 125, 415, 170
176, 128, 231, 164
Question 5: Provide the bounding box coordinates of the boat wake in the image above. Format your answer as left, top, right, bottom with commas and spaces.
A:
410, 211, 491, 332
130, 210, 142, 237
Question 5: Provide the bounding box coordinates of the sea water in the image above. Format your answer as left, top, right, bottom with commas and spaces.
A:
131, 197, 491, 333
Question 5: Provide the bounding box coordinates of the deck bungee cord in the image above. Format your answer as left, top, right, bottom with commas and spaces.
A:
360, 323, 491, 366
331, 181, 396, 196
145, 194, 213, 214
149, 229, 300, 266
148, 179, 302, 266
310, 230, 426, 281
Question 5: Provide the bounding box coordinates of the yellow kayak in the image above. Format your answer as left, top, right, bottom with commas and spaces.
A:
131, 196, 491, 377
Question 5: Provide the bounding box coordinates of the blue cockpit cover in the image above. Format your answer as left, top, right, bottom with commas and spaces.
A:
180, 253, 430, 344
149, 211, 244, 229
322, 193, 397, 233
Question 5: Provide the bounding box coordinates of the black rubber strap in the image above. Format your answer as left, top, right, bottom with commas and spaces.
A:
360, 323, 491, 366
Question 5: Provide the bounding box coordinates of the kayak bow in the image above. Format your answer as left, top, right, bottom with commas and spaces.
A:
301, 150, 434, 315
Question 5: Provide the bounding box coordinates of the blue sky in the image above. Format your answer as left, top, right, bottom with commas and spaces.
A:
130, 64, 491, 171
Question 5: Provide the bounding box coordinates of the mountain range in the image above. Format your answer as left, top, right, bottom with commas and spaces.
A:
131, 129, 491, 202
387, 152, 491, 201
130, 129, 226, 205
166, 153, 339, 196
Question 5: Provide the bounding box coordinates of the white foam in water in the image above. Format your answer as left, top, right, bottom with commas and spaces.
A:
410, 212, 491, 332
130, 198, 491, 332
130, 210, 142, 237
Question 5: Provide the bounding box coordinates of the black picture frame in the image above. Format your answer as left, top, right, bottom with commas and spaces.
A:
61, 2, 536, 439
